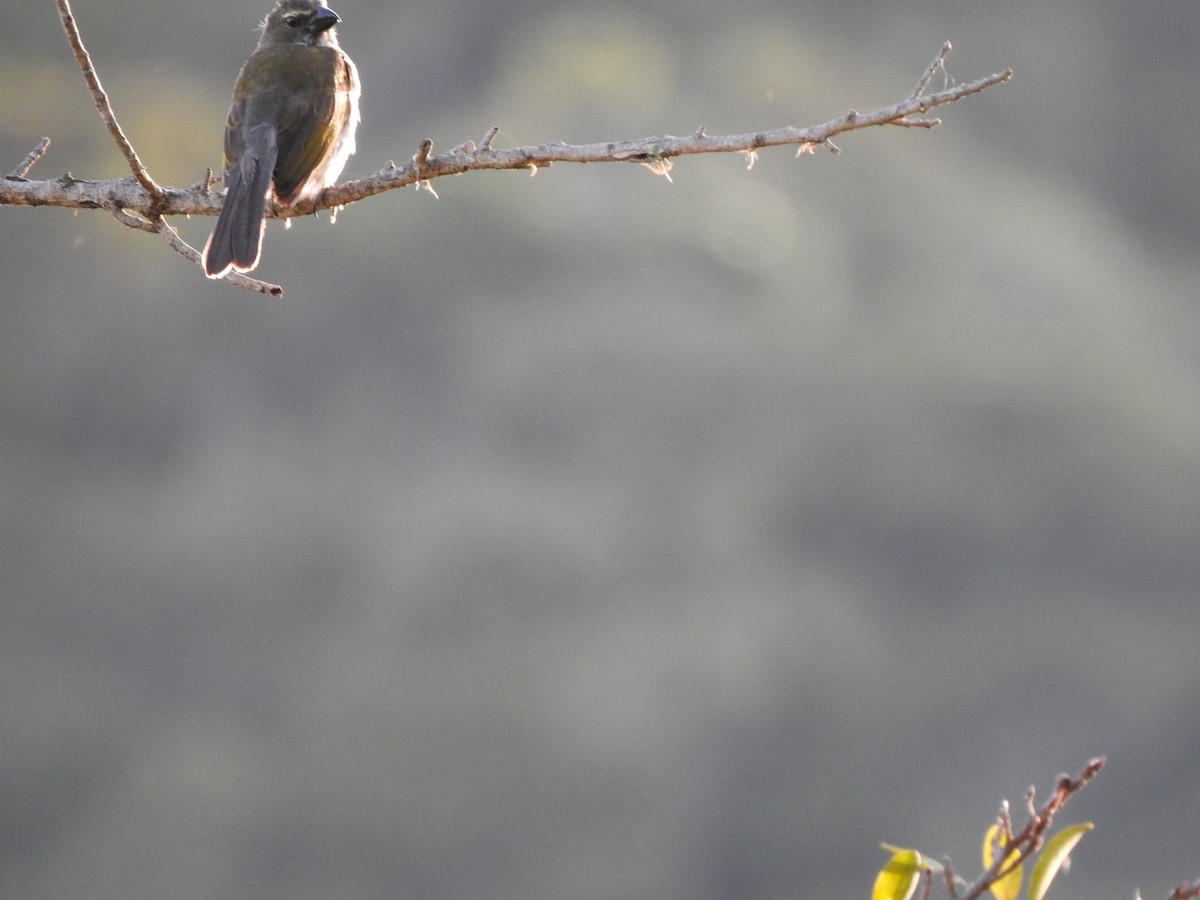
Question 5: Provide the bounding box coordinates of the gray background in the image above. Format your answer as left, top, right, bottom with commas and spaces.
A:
3, 0, 1199, 897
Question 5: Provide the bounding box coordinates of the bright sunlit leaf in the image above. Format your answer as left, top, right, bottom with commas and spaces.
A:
873, 845, 925, 900
982, 824, 1023, 900
1028, 822, 1093, 900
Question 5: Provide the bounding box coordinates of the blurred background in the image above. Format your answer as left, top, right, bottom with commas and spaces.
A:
3, 0, 1199, 897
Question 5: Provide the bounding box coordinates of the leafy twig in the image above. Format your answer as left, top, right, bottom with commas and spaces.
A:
961, 757, 1106, 900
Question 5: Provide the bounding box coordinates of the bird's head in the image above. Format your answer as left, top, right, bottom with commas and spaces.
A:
259, 0, 342, 48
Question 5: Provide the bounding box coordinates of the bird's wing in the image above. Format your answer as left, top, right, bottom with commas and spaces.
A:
271, 47, 349, 203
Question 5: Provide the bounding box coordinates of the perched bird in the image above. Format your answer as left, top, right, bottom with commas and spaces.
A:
203, 0, 360, 278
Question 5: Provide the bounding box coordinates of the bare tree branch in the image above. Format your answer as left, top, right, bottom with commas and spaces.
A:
54, 0, 164, 207
1, 60, 1011, 218
2, 18, 1012, 295
315, 62, 1012, 212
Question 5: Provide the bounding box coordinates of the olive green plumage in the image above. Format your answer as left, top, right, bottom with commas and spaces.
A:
204, 0, 360, 278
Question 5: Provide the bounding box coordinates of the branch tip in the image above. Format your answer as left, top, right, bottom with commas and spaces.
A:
412, 139, 434, 169
910, 41, 955, 99
7, 137, 52, 179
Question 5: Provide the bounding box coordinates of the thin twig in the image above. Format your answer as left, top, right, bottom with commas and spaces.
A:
191, 168, 218, 192
55, 0, 164, 207
155, 218, 283, 296
998, 798, 1014, 843
911, 41, 953, 99
940, 857, 960, 899
110, 206, 157, 233
412, 138, 434, 171
479, 125, 501, 151
6, 137, 52, 179
917, 869, 933, 900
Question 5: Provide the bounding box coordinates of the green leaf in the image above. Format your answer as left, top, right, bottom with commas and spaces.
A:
1028, 822, 1093, 900
873, 846, 925, 900
982, 824, 1023, 900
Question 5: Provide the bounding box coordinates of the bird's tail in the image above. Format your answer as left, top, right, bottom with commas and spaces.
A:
203, 138, 276, 278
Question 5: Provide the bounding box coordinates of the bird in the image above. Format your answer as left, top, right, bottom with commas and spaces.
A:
203, 0, 360, 278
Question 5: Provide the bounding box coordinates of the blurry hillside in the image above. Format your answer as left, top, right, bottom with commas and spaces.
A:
3, 1, 1200, 898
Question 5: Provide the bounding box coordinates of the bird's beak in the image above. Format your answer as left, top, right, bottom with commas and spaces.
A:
311, 6, 341, 33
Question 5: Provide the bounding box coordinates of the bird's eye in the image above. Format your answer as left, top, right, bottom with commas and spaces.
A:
285, 14, 303, 27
